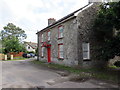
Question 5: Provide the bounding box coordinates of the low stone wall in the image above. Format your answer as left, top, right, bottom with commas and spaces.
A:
0, 54, 8, 60
0, 53, 4, 60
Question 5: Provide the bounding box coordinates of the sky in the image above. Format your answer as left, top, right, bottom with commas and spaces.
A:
0, 0, 88, 43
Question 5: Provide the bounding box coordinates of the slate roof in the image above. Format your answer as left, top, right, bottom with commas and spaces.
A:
36, 3, 92, 34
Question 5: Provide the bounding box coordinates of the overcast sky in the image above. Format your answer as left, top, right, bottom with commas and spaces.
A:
0, 0, 88, 43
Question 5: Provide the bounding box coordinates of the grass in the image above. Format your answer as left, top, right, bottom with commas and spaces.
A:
31, 60, 95, 73
92, 71, 118, 82
109, 65, 120, 69
31, 60, 119, 84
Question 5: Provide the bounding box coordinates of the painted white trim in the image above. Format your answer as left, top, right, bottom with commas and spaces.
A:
88, 43, 90, 59
82, 43, 90, 60
74, 3, 94, 16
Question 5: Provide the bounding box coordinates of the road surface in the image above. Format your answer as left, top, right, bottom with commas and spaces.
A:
2, 59, 119, 88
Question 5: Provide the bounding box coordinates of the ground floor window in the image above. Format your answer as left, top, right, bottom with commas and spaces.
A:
58, 44, 64, 59
82, 43, 90, 60
41, 47, 45, 57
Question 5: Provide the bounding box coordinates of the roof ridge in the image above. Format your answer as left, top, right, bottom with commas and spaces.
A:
36, 3, 93, 34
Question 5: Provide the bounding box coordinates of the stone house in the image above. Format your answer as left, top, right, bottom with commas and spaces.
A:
37, 3, 101, 67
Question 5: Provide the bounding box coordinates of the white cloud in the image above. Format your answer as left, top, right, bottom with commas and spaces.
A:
0, 0, 88, 43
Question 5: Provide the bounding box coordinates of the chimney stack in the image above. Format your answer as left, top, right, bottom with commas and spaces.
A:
48, 18, 56, 26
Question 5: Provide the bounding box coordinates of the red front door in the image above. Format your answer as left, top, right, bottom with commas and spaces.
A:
47, 47, 51, 63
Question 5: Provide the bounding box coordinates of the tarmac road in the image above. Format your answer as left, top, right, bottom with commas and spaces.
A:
2, 59, 61, 88
2, 59, 119, 88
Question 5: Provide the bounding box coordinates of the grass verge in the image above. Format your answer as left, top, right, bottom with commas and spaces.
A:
31, 60, 119, 84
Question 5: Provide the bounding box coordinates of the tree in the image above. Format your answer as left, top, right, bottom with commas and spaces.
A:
93, 2, 120, 39
2, 36, 26, 54
93, 1, 120, 61
0, 23, 27, 54
1, 23, 27, 41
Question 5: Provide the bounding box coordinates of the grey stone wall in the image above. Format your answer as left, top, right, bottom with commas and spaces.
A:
38, 3, 103, 67
76, 3, 102, 68
38, 18, 78, 66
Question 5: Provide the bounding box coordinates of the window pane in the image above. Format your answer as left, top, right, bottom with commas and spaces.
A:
83, 52, 88, 59
59, 26, 63, 38
59, 45, 63, 51
48, 31, 50, 36
60, 33, 63, 37
82, 43, 88, 51
59, 27, 63, 32
42, 47, 44, 56
82, 43, 90, 59
48, 37, 50, 41
58, 45, 64, 58
48, 31, 50, 40
60, 51, 63, 58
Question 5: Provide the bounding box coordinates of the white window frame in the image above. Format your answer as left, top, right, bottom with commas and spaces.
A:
82, 43, 90, 60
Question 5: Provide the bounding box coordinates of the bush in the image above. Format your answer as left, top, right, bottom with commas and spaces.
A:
96, 37, 120, 61
114, 61, 120, 67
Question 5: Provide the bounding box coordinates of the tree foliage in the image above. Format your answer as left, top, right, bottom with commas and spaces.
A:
97, 37, 120, 60
93, 1, 120, 61
0, 23, 27, 54
2, 36, 26, 54
1, 23, 27, 41
94, 2, 120, 40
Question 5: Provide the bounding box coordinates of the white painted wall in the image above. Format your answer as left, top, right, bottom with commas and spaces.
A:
26, 44, 36, 52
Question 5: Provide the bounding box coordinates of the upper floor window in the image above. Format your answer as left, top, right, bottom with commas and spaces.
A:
41, 34, 43, 42
82, 43, 90, 60
58, 26, 64, 39
47, 31, 50, 41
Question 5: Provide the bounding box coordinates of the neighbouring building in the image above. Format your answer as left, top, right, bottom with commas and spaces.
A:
24, 42, 37, 53
37, 3, 102, 68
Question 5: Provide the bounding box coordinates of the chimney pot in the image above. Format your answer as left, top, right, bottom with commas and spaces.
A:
48, 18, 56, 26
